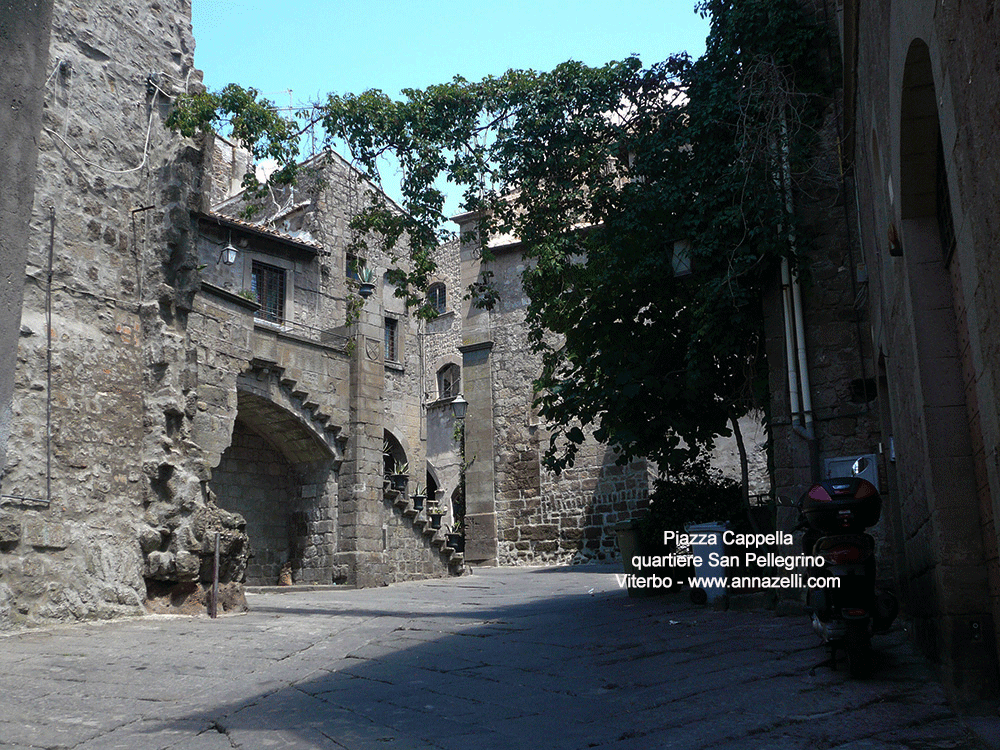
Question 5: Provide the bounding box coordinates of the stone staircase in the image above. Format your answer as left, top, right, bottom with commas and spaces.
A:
387, 488, 466, 575
252, 359, 464, 577
241, 358, 347, 467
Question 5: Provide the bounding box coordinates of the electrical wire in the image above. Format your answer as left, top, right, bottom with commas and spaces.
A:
43, 58, 61, 88
42, 89, 158, 176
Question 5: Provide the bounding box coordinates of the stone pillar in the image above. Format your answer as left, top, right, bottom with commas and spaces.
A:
460, 341, 497, 565
0, 0, 53, 485
337, 303, 385, 586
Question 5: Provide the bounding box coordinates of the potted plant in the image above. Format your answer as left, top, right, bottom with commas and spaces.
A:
426, 503, 445, 529
390, 461, 409, 493
356, 265, 376, 299
410, 485, 426, 511
446, 519, 464, 552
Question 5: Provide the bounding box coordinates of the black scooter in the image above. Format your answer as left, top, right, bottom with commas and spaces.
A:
797, 476, 898, 677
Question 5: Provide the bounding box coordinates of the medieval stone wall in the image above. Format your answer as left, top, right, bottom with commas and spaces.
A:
452, 231, 655, 566
843, 0, 1000, 700
0, 0, 252, 628
423, 238, 464, 517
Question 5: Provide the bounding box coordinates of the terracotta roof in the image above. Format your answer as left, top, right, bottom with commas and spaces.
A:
195, 211, 325, 254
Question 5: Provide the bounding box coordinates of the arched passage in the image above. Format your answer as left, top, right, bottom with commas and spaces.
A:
211, 389, 340, 586
897, 38, 997, 693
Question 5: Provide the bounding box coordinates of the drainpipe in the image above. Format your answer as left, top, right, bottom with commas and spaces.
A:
781, 257, 802, 426
779, 109, 819, 480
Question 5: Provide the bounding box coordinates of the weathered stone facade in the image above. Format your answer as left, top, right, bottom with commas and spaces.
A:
834, 0, 1000, 701
1, 1, 462, 629
1, 0, 54, 484
450, 218, 656, 567
1, 0, 243, 627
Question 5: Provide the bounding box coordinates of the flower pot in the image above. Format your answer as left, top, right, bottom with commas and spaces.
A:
390, 474, 409, 493
410, 494, 425, 511
446, 533, 464, 553
428, 512, 444, 530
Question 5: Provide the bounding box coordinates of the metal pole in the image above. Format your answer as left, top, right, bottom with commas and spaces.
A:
210, 531, 220, 619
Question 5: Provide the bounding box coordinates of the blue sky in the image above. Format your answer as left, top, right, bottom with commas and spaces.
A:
190, 0, 712, 211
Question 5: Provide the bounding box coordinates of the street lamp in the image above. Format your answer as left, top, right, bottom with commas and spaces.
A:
218, 243, 238, 266
450, 393, 468, 420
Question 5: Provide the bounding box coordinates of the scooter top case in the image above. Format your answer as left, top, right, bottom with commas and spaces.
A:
800, 477, 881, 533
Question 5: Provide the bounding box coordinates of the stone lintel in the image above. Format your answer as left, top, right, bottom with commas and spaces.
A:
458, 340, 494, 355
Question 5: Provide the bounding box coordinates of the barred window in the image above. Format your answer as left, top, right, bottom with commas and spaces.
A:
385, 317, 399, 362
427, 283, 446, 314
251, 260, 285, 324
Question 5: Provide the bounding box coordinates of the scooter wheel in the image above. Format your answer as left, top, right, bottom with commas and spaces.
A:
845, 622, 873, 678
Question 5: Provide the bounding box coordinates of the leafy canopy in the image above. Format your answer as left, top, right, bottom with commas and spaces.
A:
168, 0, 826, 475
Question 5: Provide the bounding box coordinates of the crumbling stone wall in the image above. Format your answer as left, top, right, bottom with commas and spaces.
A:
2, 0, 251, 628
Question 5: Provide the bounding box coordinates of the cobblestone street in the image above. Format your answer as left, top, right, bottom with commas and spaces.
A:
0, 566, 995, 749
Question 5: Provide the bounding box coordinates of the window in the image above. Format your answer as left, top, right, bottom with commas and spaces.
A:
251, 260, 286, 324
438, 363, 460, 400
427, 283, 446, 314
384, 317, 398, 362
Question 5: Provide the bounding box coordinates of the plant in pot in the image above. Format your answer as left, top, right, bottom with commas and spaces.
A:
356, 264, 376, 299
426, 503, 445, 529
446, 517, 464, 552
410, 485, 426, 511
390, 461, 409, 493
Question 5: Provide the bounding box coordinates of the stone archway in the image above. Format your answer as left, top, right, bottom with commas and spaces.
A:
211, 388, 341, 586
897, 38, 998, 696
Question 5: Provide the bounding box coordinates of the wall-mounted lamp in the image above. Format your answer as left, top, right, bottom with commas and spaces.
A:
451, 393, 468, 420
218, 229, 238, 266
219, 243, 239, 266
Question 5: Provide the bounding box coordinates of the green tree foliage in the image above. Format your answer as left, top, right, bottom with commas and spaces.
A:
168, 0, 827, 476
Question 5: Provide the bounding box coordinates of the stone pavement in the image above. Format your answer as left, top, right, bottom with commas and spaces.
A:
0, 565, 996, 750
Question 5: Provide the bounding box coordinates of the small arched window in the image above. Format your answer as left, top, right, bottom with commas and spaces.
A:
427, 283, 446, 314
438, 363, 460, 400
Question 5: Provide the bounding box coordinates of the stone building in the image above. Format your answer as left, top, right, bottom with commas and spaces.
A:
451, 213, 660, 567
0, 0, 459, 629
1, 0, 766, 631
193, 144, 463, 588
763, 0, 1000, 704
831, 0, 1000, 701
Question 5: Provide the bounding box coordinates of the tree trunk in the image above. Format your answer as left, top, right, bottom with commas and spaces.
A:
730, 413, 753, 528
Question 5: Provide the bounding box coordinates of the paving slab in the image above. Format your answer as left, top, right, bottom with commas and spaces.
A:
0, 565, 996, 749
